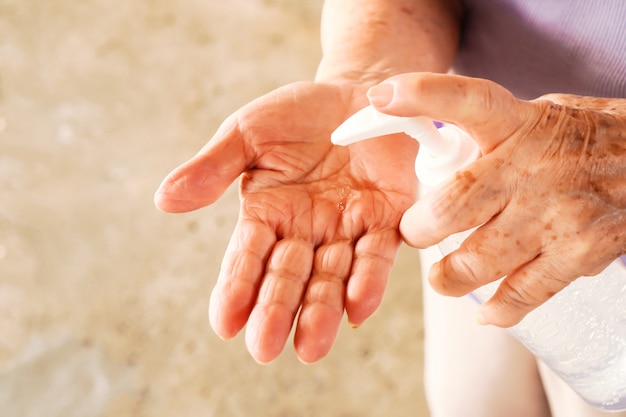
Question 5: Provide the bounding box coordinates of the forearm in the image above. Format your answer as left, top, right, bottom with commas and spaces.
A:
316, 0, 462, 85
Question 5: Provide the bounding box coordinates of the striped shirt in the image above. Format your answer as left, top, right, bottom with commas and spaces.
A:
454, 0, 626, 99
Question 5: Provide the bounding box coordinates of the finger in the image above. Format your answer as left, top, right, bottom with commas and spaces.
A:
154, 114, 247, 213
477, 255, 574, 327
244, 238, 315, 364
476, 213, 623, 327
294, 241, 353, 364
209, 218, 276, 340
367, 72, 537, 153
400, 155, 508, 248
344, 228, 402, 326
427, 208, 543, 297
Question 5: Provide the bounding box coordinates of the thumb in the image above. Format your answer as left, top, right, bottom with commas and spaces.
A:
367, 72, 536, 153
154, 114, 246, 213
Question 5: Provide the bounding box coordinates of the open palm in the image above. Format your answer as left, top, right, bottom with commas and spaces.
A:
155, 81, 418, 363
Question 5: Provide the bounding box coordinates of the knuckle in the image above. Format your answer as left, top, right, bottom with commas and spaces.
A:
305, 279, 344, 307
428, 183, 467, 224
450, 253, 483, 286
562, 235, 599, 273
430, 252, 482, 296
407, 73, 430, 97
495, 267, 570, 320
496, 276, 540, 313
315, 243, 352, 278
476, 82, 497, 114
473, 79, 514, 122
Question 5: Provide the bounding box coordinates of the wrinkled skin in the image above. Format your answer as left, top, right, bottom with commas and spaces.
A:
157, 72, 626, 364
374, 73, 626, 327
155, 81, 418, 364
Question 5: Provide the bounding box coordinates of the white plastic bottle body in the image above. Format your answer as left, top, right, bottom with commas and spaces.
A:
440, 232, 626, 411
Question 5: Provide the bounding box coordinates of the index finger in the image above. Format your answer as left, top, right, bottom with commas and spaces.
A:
368, 72, 538, 153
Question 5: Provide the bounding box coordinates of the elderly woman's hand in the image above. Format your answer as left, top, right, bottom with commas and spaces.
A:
155, 81, 418, 364
369, 72, 626, 327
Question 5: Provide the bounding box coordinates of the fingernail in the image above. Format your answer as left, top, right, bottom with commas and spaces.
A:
367, 83, 394, 107
348, 320, 361, 329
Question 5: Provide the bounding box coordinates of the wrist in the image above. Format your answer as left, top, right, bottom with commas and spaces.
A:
315, 46, 454, 86
314, 63, 401, 88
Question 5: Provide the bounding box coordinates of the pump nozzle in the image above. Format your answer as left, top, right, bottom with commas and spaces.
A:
331, 105, 481, 188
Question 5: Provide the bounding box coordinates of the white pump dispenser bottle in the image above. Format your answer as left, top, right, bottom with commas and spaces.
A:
331, 105, 626, 411
330, 105, 480, 188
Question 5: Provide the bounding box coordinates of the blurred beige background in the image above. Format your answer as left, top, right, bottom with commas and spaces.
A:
0, 1, 427, 416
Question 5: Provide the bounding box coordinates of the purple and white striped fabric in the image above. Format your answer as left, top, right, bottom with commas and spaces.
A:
455, 0, 626, 99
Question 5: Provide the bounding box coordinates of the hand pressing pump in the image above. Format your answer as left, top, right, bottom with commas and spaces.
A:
331, 105, 626, 412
